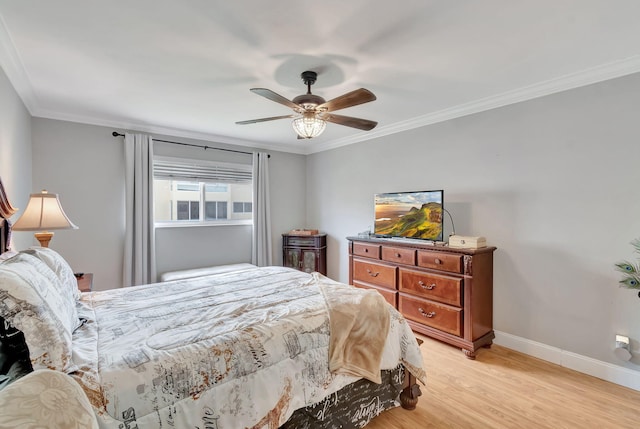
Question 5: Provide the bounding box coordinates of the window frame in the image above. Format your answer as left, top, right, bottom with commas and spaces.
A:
153, 156, 253, 228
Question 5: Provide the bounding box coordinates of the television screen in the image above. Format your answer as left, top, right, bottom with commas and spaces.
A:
374, 190, 444, 241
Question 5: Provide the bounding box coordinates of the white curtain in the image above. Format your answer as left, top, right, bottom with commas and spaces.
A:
123, 133, 156, 286
252, 152, 272, 266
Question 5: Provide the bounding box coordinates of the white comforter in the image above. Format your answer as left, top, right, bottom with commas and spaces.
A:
71, 266, 425, 428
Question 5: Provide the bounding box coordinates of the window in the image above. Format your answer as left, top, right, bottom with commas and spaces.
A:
176, 201, 200, 220
153, 157, 252, 225
233, 202, 252, 213
177, 182, 199, 192
205, 201, 228, 220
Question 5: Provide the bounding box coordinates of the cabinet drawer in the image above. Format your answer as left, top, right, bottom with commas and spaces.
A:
399, 268, 462, 307
381, 246, 416, 265
353, 281, 397, 307
283, 235, 325, 248
352, 259, 396, 289
353, 242, 381, 259
417, 250, 462, 273
399, 294, 462, 336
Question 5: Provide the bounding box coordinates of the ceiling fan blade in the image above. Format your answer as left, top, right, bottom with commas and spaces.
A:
317, 88, 376, 112
250, 88, 300, 110
323, 113, 378, 131
236, 114, 295, 125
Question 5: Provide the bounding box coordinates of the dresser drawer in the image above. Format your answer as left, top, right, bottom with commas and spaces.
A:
399, 294, 462, 336
381, 246, 416, 265
399, 268, 462, 307
352, 259, 396, 289
353, 281, 397, 307
417, 250, 462, 273
353, 242, 381, 259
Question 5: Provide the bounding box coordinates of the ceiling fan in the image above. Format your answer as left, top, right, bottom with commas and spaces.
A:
236, 71, 377, 139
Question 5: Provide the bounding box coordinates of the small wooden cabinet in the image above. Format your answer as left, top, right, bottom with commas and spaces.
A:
283, 233, 327, 275
76, 273, 93, 292
348, 236, 496, 359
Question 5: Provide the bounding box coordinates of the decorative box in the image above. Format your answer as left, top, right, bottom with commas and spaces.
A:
288, 229, 319, 236
448, 235, 487, 249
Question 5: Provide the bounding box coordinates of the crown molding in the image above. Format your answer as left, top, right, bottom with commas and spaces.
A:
33, 108, 309, 155
0, 14, 38, 112
307, 55, 640, 154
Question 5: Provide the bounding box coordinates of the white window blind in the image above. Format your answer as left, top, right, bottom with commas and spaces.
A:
154, 156, 252, 184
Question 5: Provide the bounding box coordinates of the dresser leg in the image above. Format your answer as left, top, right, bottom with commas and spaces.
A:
462, 349, 477, 360
462, 333, 494, 358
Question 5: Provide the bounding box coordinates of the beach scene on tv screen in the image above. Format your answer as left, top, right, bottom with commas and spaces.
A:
375, 191, 443, 240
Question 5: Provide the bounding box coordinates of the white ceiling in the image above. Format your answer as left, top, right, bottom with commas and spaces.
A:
1, 1, 639, 155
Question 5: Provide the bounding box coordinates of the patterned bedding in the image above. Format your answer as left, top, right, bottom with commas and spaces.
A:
1, 250, 425, 428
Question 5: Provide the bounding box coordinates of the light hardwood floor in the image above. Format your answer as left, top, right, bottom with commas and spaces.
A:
367, 336, 640, 428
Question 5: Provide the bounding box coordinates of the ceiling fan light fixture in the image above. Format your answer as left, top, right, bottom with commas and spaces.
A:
292, 112, 326, 139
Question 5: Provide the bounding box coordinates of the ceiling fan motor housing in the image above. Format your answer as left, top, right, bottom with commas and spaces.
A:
292, 94, 326, 110
294, 71, 326, 109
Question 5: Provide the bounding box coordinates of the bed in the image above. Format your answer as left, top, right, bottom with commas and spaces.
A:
0, 185, 424, 429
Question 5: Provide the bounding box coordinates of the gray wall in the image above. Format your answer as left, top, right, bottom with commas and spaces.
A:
31, 120, 125, 288
306, 72, 640, 369
30, 119, 306, 289
0, 65, 31, 250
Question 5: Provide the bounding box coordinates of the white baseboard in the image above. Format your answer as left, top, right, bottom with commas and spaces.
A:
494, 330, 640, 392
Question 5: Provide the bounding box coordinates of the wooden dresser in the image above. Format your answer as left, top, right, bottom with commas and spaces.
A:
348, 236, 496, 359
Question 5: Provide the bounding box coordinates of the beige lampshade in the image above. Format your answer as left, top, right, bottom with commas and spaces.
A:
12, 191, 78, 247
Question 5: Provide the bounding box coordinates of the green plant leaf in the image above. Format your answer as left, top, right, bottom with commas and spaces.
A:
615, 261, 638, 274
619, 276, 640, 289
614, 238, 640, 292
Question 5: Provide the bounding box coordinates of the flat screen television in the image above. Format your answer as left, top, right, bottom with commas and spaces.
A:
374, 190, 444, 241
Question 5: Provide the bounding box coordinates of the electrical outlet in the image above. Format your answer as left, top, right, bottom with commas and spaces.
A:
615, 334, 632, 361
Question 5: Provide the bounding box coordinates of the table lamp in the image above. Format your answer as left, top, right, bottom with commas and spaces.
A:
12, 190, 78, 247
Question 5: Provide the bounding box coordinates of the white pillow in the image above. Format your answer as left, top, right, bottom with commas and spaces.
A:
0, 250, 17, 261
18, 250, 81, 332
0, 253, 77, 372
23, 247, 80, 301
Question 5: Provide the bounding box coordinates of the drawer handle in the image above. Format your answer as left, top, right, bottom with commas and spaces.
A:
396, 253, 401, 258
418, 308, 436, 318
364, 249, 369, 253
434, 258, 442, 265
366, 269, 379, 277
418, 281, 436, 290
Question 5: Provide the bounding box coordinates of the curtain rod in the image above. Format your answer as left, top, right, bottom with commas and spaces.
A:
111, 132, 269, 158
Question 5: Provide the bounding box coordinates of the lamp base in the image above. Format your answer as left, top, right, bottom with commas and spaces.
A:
34, 231, 54, 248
